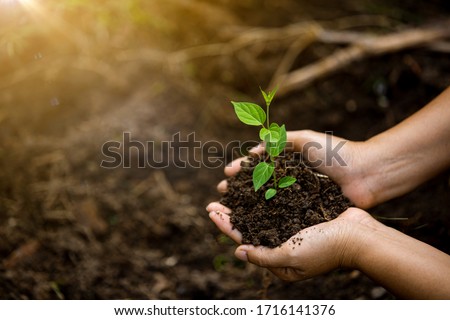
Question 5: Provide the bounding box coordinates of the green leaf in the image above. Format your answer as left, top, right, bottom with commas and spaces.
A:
266, 124, 287, 157
278, 176, 296, 188
260, 88, 270, 107
267, 123, 281, 142
253, 162, 274, 191
231, 101, 266, 126
268, 86, 278, 101
259, 128, 269, 141
259, 124, 281, 143
260, 86, 278, 107
265, 188, 277, 200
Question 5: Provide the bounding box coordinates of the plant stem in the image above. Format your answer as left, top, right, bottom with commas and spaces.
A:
266, 102, 270, 129
270, 156, 277, 187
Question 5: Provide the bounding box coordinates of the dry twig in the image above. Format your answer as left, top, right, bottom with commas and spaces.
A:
2, 16, 449, 93
165, 18, 450, 95
276, 20, 450, 95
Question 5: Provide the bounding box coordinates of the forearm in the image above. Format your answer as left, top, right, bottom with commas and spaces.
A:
364, 87, 450, 205
353, 219, 450, 299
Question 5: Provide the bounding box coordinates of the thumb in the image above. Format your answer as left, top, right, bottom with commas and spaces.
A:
235, 244, 290, 268
287, 130, 349, 173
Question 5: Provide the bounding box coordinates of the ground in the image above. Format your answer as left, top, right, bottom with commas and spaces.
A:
0, 0, 449, 299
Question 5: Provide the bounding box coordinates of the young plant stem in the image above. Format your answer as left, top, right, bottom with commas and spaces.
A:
231, 87, 296, 200
266, 98, 275, 186
270, 155, 277, 187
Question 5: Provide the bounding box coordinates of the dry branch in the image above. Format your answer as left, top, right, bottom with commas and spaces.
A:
275, 20, 450, 95
2, 16, 449, 93
164, 18, 450, 95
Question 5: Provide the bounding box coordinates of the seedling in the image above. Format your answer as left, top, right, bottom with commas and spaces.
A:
231, 87, 296, 200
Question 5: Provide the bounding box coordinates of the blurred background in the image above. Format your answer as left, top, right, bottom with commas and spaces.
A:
1, 0, 449, 299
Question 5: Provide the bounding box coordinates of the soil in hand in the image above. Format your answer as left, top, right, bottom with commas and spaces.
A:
220, 152, 352, 248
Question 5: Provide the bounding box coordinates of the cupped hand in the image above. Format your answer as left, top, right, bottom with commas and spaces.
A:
218, 130, 378, 209
206, 203, 373, 281
208, 129, 381, 280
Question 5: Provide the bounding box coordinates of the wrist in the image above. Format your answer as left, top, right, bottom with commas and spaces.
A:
361, 134, 425, 206
354, 138, 384, 207
334, 208, 381, 270
338, 140, 379, 208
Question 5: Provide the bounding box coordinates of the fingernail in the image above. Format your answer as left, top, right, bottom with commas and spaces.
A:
217, 180, 227, 193
209, 211, 222, 219
250, 143, 265, 152
235, 248, 248, 262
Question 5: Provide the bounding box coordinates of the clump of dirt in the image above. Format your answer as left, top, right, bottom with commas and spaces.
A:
220, 152, 351, 247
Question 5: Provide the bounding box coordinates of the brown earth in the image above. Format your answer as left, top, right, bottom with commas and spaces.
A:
221, 152, 351, 248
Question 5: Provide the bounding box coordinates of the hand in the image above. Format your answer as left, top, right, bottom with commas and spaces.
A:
209, 129, 377, 280
218, 130, 378, 209
206, 203, 373, 281
207, 202, 450, 299
208, 88, 450, 296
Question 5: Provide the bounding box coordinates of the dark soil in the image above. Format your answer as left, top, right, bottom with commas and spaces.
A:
221, 152, 351, 247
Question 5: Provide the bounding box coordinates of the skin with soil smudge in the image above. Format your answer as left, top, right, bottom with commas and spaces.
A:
221, 152, 351, 247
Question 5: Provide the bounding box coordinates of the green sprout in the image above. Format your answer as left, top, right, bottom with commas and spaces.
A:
231, 87, 296, 200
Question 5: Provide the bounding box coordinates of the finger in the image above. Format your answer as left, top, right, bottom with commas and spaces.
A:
224, 143, 265, 177
235, 244, 291, 267
217, 179, 228, 193
249, 143, 265, 155
286, 130, 329, 152
267, 267, 307, 282
286, 130, 311, 151
224, 157, 246, 177
209, 211, 242, 244
206, 202, 232, 214
287, 130, 349, 167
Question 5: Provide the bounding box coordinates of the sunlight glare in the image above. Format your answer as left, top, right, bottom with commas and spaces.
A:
1, 0, 35, 6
